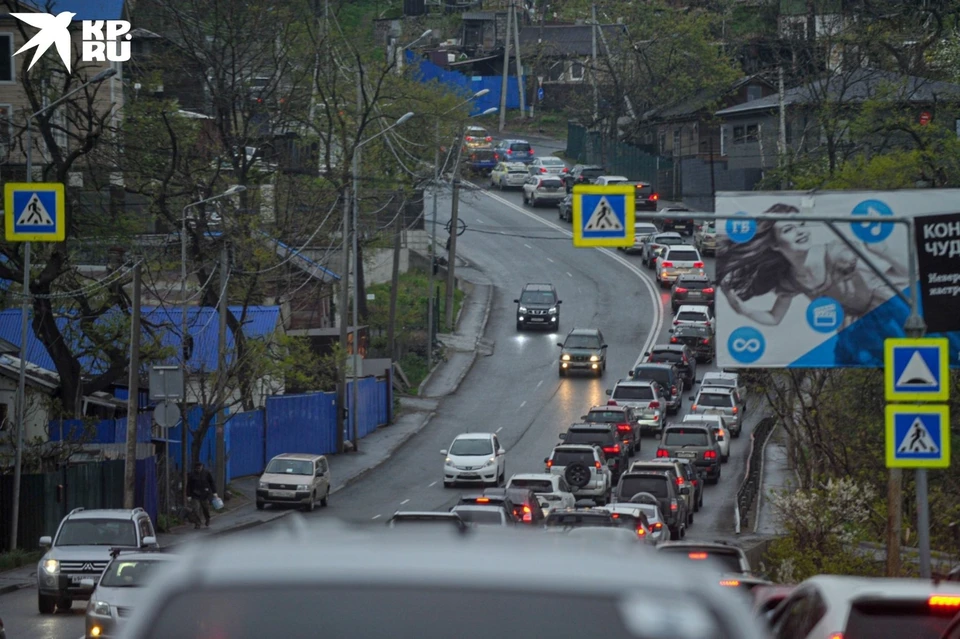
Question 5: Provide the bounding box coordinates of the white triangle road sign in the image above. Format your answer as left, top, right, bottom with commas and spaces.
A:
896, 350, 937, 388
583, 196, 623, 232
897, 417, 939, 454
16, 193, 54, 226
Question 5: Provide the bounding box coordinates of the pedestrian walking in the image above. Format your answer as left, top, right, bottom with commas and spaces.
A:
187, 461, 217, 529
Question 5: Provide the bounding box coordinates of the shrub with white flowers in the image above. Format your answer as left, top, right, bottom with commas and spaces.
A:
771, 477, 876, 547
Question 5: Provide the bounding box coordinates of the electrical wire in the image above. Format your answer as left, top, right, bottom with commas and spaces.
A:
7, 259, 143, 301
191, 270, 232, 339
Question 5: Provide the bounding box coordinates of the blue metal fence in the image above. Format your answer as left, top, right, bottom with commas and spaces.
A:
409, 52, 520, 113
49, 413, 153, 444
224, 409, 265, 481
265, 392, 339, 459
168, 407, 223, 470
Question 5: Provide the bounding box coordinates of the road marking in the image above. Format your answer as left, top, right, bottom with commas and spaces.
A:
524, 243, 532, 249
476, 218, 485, 223
537, 379, 544, 388
546, 257, 554, 263
371, 514, 381, 520
476, 188, 664, 369
428, 481, 438, 487
578, 287, 582, 293
566, 271, 573, 277
400, 499, 410, 505
520, 400, 527, 408
496, 426, 503, 432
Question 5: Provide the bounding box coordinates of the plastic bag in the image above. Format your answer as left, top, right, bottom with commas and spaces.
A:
211, 495, 224, 511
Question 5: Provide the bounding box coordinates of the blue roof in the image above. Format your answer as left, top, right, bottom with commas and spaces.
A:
0, 305, 281, 375
264, 234, 340, 281
21, 0, 126, 20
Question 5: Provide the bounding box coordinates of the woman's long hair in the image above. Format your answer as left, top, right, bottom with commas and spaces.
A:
715, 203, 801, 300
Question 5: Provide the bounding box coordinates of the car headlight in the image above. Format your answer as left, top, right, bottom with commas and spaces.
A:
297, 484, 309, 491
42, 559, 59, 575
561, 354, 571, 361
548, 307, 558, 314
91, 601, 111, 616
590, 355, 600, 362
445, 457, 454, 465
518, 306, 528, 313
258, 482, 268, 490
485, 457, 497, 466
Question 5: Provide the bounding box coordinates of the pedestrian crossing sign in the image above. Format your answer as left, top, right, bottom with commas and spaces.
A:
572, 184, 635, 248
4, 182, 65, 242
885, 404, 950, 468
884, 337, 949, 402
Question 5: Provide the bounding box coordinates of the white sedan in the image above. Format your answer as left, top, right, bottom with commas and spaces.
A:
529, 156, 569, 176
442, 433, 506, 488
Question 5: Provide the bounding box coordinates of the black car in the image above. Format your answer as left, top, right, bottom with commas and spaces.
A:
670, 274, 715, 313
634, 182, 660, 213
644, 344, 697, 390
482, 487, 546, 525
558, 328, 607, 377
613, 472, 689, 540
628, 363, 684, 414
581, 405, 640, 454
658, 207, 695, 235
514, 283, 561, 331
560, 423, 629, 482
649, 457, 704, 512
563, 164, 606, 192
670, 325, 715, 362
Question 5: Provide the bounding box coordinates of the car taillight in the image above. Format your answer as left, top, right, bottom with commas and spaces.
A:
929, 595, 960, 608
651, 193, 659, 200
656, 449, 669, 458
732, 406, 738, 414
529, 148, 535, 154
465, 136, 474, 141
691, 405, 698, 411
676, 476, 685, 486
827, 634, 843, 639
616, 424, 632, 432
688, 552, 708, 559
493, 154, 499, 160
704, 321, 711, 327
718, 429, 726, 437
671, 386, 677, 396
506, 149, 512, 154
703, 287, 715, 294
661, 261, 674, 268
608, 400, 617, 406
674, 287, 688, 293
562, 167, 569, 172
693, 261, 704, 269
476, 497, 490, 503
720, 579, 740, 587
670, 337, 679, 343
649, 401, 660, 409
485, 136, 492, 142
546, 460, 553, 468
540, 167, 547, 173
670, 499, 678, 511
653, 522, 662, 530
636, 527, 646, 536
703, 339, 710, 345
594, 461, 602, 469
603, 445, 620, 455
522, 505, 532, 522
704, 450, 717, 460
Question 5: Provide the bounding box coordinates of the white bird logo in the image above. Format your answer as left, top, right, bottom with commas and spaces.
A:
11, 11, 77, 73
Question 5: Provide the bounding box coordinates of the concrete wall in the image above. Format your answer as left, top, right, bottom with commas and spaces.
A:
678, 157, 764, 212
0, 377, 50, 442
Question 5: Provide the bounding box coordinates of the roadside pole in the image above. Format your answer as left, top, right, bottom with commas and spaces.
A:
445, 178, 461, 331
123, 262, 142, 509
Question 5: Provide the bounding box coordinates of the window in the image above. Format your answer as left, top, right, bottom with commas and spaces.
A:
733, 126, 745, 144
547, 60, 564, 82
0, 34, 12, 83
664, 430, 708, 447
746, 124, 759, 142
697, 393, 732, 408
746, 84, 763, 102
672, 129, 681, 152
612, 385, 654, 401
0, 403, 7, 430
570, 60, 584, 80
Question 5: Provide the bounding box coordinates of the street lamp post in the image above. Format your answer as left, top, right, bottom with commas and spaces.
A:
9, 66, 117, 552
426, 90, 490, 370
348, 112, 414, 449
396, 29, 433, 75
178, 184, 246, 508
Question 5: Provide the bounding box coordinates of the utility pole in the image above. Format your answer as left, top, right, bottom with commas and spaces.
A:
214, 242, 229, 497
387, 203, 403, 360
123, 262, 142, 509
336, 188, 350, 454
511, 1, 526, 118
426, 120, 440, 370
445, 178, 461, 331
498, 0, 513, 132
778, 64, 788, 190
591, 3, 599, 123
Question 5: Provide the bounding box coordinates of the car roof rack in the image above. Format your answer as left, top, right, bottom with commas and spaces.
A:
68, 507, 85, 515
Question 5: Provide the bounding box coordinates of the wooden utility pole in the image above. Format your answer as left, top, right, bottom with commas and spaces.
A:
498, 0, 513, 131
591, 3, 598, 123
445, 178, 461, 331
336, 190, 349, 454
778, 64, 788, 189
511, 2, 526, 118
387, 204, 403, 360
123, 262, 142, 509
215, 243, 229, 497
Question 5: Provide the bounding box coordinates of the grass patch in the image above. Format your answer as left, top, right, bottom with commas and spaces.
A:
471, 113, 570, 141
0, 549, 43, 571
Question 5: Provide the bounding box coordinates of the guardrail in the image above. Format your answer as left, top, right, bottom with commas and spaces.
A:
735, 416, 776, 534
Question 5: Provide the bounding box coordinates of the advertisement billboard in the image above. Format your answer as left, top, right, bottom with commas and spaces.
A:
914, 212, 960, 335
715, 190, 960, 368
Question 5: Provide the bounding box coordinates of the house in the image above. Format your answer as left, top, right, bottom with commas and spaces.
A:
460, 11, 509, 56
713, 69, 960, 175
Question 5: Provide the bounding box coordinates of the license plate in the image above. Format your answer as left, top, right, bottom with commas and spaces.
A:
677, 451, 697, 459
688, 292, 703, 298
460, 473, 479, 479
529, 317, 544, 322
71, 575, 90, 584
270, 490, 295, 497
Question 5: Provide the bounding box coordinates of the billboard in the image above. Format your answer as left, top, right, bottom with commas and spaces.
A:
914, 212, 960, 335
715, 190, 960, 368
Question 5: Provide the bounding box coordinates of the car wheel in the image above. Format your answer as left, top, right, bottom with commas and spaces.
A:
680, 523, 687, 539
321, 487, 329, 507
558, 367, 566, 377
57, 597, 71, 612
516, 321, 523, 331
256, 500, 265, 510
670, 526, 681, 541
532, 196, 538, 207
305, 491, 316, 512
443, 481, 453, 488
688, 511, 694, 525
498, 467, 506, 486
38, 593, 56, 614
596, 366, 603, 378
733, 429, 742, 439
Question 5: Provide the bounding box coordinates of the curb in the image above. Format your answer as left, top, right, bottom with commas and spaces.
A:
0, 582, 30, 596
421, 283, 492, 399
164, 510, 295, 548
329, 411, 437, 496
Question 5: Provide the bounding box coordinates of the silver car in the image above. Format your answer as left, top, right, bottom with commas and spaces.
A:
529, 156, 568, 176
641, 231, 685, 268
688, 386, 744, 437
682, 414, 730, 462
622, 222, 658, 254
84, 551, 177, 639
655, 245, 705, 288
701, 371, 748, 411
522, 175, 566, 207
694, 221, 717, 255
605, 379, 667, 436
672, 304, 714, 332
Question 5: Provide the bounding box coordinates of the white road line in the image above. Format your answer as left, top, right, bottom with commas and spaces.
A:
400, 499, 410, 505
524, 243, 532, 249
478, 189, 664, 367
520, 400, 527, 408
546, 257, 554, 263
566, 272, 573, 277
371, 514, 381, 520
496, 426, 503, 432
476, 218, 485, 223
428, 481, 438, 487
537, 379, 544, 388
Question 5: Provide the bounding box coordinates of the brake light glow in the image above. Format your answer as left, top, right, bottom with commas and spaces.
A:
494, 154, 499, 160
702, 339, 710, 345
649, 401, 660, 409
653, 522, 662, 530
611, 513, 620, 519
651, 193, 659, 201
718, 429, 725, 437
661, 261, 674, 268
485, 136, 492, 142
562, 167, 569, 172
670, 337, 679, 343
594, 461, 602, 469
671, 386, 677, 395
546, 460, 553, 468
656, 449, 669, 458
693, 261, 704, 269
465, 136, 474, 141
603, 445, 621, 455
704, 450, 717, 460
540, 167, 547, 173
703, 287, 715, 294
670, 499, 678, 511
529, 148, 535, 154
929, 595, 960, 608
828, 634, 843, 639
522, 505, 532, 522
476, 497, 490, 503
676, 476, 685, 486
636, 527, 646, 536
608, 400, 618, 406
688, 552, 708, 560
674, 287, 688, 293
506, 149, 513, 154
691, 405, 698, 411
732, 406, 738, 414
720, 579, 740, 587
616, 424, 632, 432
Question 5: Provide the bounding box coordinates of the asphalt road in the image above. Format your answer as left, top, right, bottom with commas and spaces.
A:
0, 137, 761, 639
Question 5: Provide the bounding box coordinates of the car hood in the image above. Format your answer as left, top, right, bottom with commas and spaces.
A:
520, 302, 555, 310
260, 472, 312, 484
46, 546, 130, 561
90, 584, 149, 607
447, 453, 494, 464
561, 348, 601, 356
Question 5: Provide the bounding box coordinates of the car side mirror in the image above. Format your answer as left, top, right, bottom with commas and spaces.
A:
694, 379, 701, 384
688, 396, 695, 401
513, 299, 519, 303
440, 449, 448, 456
557, 300, 563, 304
39, 536, 52, 547
80, 578, 96, 588
558, 433, 566, 439
627, 371, 634, 377
498, 448, 506, 455
668, 329, 674, 333
142, 536, 157, 547
643, 351, 650, 356
557, 343, 564, 348
605, 389, 612, 396
580, 415, 588, 420
601, 344, 608, 349
544, 457, 550, 464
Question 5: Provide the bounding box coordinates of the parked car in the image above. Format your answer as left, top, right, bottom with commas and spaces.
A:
257, 453, 331, 511
563, 164, 606, 192
494, 138, 535, 164
694, 220, 717, 255
462, 125, 493, 149
529, 156, 568, 176
522, 175, 565, 207
489, 161, 529, 190
670, 273, 715, 313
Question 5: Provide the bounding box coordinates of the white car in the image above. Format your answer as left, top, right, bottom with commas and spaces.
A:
522, 175, 566, 207
442, 433, 506, 488
529, 156, 569, 176
682, 414, 730, 462
595, 504, 659, 545
489, 161, 529, 190
593, 175, 630, 186
545, 445, 612, 504
672, 304, 714, 332
622, 222, 659, 254
701, 371, 748, 411
506, 473, 576, 514
450, 505, 512, 527
655, 245, 705, 288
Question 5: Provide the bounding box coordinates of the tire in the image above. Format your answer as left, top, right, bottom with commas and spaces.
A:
256, 500, 265, 510
498, 467, 506, 486
596, 366, 603, 378
57, 597, 71, 612
305, 492, 316, 512
320, 487, 329, 507
38, 593, 56, 614
531, 197, 538, 207
670, 526, 681, 541
499, 181, 504, 191
733, 429, 742, 439
516, 322, 523, 331
563, 462, 591, 490
559, 367, 566, 377
443, 481, 453, 488
680, 523, 687, 539
688, 511, 694, 525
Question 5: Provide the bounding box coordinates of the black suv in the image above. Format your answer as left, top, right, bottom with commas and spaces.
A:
613, 472, 689, 540
647, 457, 704, 512
560, 423, 629, 482
558, 328, 607, 377
644, 344, 697, 389
563, 164, 606, 192
634, 182, 660, 212
670, 274, 715, 313
515, 283, 561, 331
581, 405, 640, 454
670, 325, 715, 362
482, 487, 546, 525
628, 363, 684, 414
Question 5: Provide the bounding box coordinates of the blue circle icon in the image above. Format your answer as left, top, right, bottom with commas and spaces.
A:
851, 199, 894, 243
727, 326, 765, 364
725, 212, 757, 244
806, 296, 844, 333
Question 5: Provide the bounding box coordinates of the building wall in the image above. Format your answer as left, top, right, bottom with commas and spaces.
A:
719, 112, 783, 171
0, 376, 51, 442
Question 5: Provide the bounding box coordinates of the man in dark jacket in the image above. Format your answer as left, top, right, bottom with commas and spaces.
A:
187, 461, 216, 529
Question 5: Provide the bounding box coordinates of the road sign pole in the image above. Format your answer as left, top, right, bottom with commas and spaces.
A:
916, 468, 932, 577
9, 240, 29, 552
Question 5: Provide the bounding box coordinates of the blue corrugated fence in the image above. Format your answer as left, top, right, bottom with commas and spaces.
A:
225, 409, 265, 481
49, 413, 153, 444
265, 392, 339, 458
409, 52, 520, 112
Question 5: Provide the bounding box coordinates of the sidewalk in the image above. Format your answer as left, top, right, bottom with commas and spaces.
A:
754, 425, 794, 536
0, 271, 492, 597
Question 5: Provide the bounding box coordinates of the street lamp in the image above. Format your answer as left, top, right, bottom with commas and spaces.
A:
426, 89, 490, 369
8, 66, 117, 551
178, 184, 246, 507
348, 112, 414, 450
397, 29, 433, 75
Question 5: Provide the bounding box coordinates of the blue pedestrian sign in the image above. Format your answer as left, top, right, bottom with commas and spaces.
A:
537, 87, 544, 101
884, 337, 949, 402
4, 182, 65, 242
885, 404, 950, 468
571, 185, 635, 248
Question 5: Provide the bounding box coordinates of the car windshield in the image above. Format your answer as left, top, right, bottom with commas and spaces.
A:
449, 438, 493, 456
552, 450, 596, 466
586, 411, 624, 423
697, 393, 732, 408
564, 430, 614, 446
100, 558, 167, 587
664, 430, 709, 446
540, 158, 564, 166
56, 519, 138, 546
659, 236, 684, 245
666, 250, 699, 262
612, 385, 655, 401
265, 459, 313, 475
510, 142, 531, 152
453, 509, 504, 525
657, 547, 743, 573
619, 476, 668, 499
508, 479, 554, 492
564, 335, 600, 349
677, 311, 707, 322
842, 602, 954, 638
650, 351, 683, 363
520, 291, 555, 305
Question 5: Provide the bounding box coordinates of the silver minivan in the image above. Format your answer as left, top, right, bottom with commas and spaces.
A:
688, 386, 744, 437
257, 453, 332, 511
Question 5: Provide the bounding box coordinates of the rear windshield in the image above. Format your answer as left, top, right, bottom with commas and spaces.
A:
676, 326, 712, 338
843, 602, 954, 639
703, 377, 735, 388
565, 430, 615, 446
677, 311, 707, 322
540, 178, 563, 188
510, 142, 531, 152
453, 509, 504, 525
582, 168, 605, 177
631, 368, 669, 386
658, 547, 744, 573
540, 157, 565, 166
618, 476, 668, 499
697, 393, 732, 408
636, 184, 653, 196
612, 385, 655, 401
586, 411, 626, 423
553, 451, 596, 466
664, 429, 709, 446
610, 513, 640, 528
659, 236, 684, 245
390, 518, 460, 527
677, 279, 711, 290
635, 224, 658, 235
666, 250, 699, 262
508, 479, 554, 493
649, 351, 683, 363
544, 514, 614, 528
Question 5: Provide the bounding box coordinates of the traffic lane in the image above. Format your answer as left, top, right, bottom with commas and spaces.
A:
311, 188, 661, 521
0, 586, 84, 639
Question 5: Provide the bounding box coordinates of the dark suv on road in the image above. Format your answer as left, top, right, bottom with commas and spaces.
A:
581, 405, 640, 454
563, 164, 606, 192
613, 472, 689, 540
558, 328, 607, 377
628, 363, 684, 414
670, 274, 715, 313
560, 423, 630, 482
656, 425, 722, 484
644, 344, 697, 390
515, 283, 561, 331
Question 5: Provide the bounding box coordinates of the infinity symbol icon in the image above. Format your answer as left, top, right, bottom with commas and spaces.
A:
731, 338, 762, 353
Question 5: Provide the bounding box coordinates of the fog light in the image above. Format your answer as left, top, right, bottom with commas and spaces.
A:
91, 627, 102, 637
561, 363, 568, 368
591, 364, 598, 369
